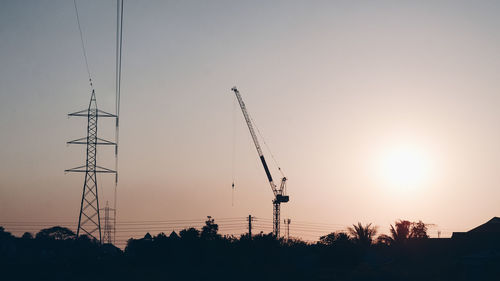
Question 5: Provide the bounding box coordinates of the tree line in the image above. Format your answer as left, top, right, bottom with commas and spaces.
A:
1, 217, 499, 281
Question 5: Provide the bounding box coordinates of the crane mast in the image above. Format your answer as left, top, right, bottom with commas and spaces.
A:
231, 87, 289, 238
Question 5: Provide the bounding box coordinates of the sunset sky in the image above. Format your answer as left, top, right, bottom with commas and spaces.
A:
2, 0, 500, 246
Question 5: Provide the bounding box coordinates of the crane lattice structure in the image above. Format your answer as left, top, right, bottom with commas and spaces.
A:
66, 90, 117, 243
231, 87, 289, 237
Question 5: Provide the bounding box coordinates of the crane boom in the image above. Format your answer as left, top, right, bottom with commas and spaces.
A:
231, 87, 277, 195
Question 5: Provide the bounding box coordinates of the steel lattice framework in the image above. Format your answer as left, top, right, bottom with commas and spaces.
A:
66, 90, 116, 243
101, 201, 115, 244
231, 87, 289, 238
273, 201, 280, 237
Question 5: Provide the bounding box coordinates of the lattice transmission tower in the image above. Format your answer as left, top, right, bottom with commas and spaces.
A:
101, 201, 115, 244
66, 90, 117, 243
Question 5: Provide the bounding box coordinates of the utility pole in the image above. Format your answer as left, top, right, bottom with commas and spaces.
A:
284, 218, 291, 241
248, 215, 253, 238
66, 90, 117, 243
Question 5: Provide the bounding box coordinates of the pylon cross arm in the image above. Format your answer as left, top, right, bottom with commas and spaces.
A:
65, 166, 116, 173
67, 137, 117, 145
68, 109, 117, 118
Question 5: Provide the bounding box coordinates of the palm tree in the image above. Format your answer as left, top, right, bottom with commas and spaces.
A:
347, 222, 377, 247
378, 220, 409, 245
378, 220, 429, 245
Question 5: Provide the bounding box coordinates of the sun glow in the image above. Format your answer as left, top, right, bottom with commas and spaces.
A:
379, 145, 432, 190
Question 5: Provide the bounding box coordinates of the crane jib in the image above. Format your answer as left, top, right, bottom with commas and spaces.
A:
260, 155, 274, 183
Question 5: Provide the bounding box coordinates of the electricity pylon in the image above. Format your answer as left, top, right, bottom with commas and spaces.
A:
66, 90, 117, 243
101, 201, 115, 244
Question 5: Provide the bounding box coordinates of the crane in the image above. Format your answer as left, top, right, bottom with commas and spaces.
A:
231, 86, 289, 238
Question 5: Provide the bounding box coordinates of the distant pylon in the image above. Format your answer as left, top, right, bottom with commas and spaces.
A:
284, 218, 291, 241
101, 201, 115, 244
66, 90, 117, 243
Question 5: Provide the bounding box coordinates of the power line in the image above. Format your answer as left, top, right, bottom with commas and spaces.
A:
73, 0, 93, 89
2, 217, 450, 244
0, 217, 249, 224
114, 0, 124, 246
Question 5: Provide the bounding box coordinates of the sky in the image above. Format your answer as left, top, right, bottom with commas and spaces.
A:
2, 0, 500, 246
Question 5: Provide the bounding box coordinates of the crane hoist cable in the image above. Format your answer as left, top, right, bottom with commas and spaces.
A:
231, 96, 237, 206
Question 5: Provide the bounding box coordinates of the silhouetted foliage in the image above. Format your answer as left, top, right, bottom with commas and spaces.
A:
201, 216, 219, 240
35, 226, 75, 240
410, 220, 429, 239
143, 232, 153, 240
378, 220, 429, 245
0, 226, 13, 239
169, 230, 179, 240
319, 231, 350, 246
2, 218, 500, 281
179, 227, 200, 240
379, 219, 411, 245
285, 237, 309, 247
21, 232, 33, 240
319, 232, 336, 245
154, 232, 167, 240
348, 222, 377, 247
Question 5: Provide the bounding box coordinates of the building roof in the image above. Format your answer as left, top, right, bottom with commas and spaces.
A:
452, 217, 500, 239
468, 217, 500, 234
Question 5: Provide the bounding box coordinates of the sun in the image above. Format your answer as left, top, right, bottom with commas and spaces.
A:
379, 145, 431, 189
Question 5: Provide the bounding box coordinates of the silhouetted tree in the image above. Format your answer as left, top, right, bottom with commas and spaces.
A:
180, 227, 200, 240
378, 220, 429, 245
76, 234, 95, 244
410, 220, 429, 239
21, 232, 33, 239
378, 220, 410, 245
285, 237, 308, 247
155, 232, 167, 240
0, 226, 13, 239
319, 231, 350, 246
35, 226, 75, 240
337, 232, 351, 243
144, 232, 153, 240
348, 222, 377, 247
0, 218, 489, 281
391, 220, 411, 242
169, 231, 180, 240
201, 216, 219, 240
319, 232, 336, 245
222, 234, 238, 243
